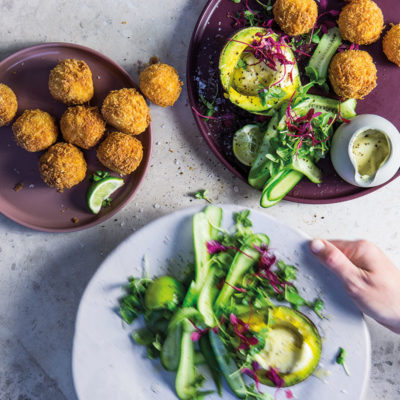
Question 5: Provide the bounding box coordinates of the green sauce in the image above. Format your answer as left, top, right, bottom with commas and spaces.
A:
352, 129, 390, 180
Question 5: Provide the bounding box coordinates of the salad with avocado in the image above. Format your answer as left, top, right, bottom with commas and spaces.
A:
119, 206, 325, 399
194, 3, 358, 208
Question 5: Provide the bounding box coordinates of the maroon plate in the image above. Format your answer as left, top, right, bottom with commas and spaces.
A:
187, 0, 400, 204
0, 43, 152, 232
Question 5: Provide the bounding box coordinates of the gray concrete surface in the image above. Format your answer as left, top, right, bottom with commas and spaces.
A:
0, 0, 399, 399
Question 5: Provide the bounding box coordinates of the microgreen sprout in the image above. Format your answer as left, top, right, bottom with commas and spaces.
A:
336, 347, 350, 376
194, 189, 212, 203
90, 170, 111, 183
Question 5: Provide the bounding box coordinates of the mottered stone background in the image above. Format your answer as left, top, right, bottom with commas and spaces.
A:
0, 0, 399, 399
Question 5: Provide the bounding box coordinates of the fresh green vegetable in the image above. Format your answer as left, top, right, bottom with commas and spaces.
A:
214, 233, 270, 312
198, 267, 218, 327
195, 190, 212, 203
145, 276, 184, 311
233, 124, 264, 167
305, 27, 342, 87
260, 170, 303, 207
336, 347, 350, 376
161, 324, 182, 371
199, 335, 223, 395
175, 319, 210, 400
209, 330, 247, 399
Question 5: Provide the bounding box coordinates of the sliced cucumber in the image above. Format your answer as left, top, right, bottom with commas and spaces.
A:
248, 113, 279, 189
339, 98, 357, 119
291, 156, 322, 184
260, 170, 303, 207
198, 267, 218, 327
214, 233, 269, 311
233, 124, 264, 167
191, 206, 223, 304
199, 335, 223, 396
161, 324, 182, 371
306, 27, 342, 85
209, 331, 247, 399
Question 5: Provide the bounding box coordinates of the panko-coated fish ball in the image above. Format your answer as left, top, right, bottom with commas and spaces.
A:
0, 83, 18, 127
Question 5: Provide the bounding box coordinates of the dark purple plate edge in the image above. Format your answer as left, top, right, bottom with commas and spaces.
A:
0, 42, 152, 233
186, 0, 400, 205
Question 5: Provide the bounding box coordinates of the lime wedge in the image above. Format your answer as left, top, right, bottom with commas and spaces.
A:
86, 177, 124, 214
233, 124, 263, 167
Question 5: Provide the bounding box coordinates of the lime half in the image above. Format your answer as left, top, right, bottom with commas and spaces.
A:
233, 124, 263, 167
87, 177, 124, 214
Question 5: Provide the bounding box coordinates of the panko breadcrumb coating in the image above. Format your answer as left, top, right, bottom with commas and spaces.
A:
12, 109, 58, 152
329, 50, 377, 99
139, 63, 183, 107
101, 88, 150, 135
273, 0, 318, 36
383, 24, 400, 67
60, 106, 106, 149
338, 0, 384, 45
0, 83, 18, 127
48, 59, 94, 105
97, 131, 143, 175
39, 143, 87, 191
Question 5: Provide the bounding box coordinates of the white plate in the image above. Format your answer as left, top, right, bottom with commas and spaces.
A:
72, 205, 371, 400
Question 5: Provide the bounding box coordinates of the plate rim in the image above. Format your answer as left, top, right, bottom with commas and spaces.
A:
71, 204, 371, 400
186, 0, 400, 205
0, 42, 152, 233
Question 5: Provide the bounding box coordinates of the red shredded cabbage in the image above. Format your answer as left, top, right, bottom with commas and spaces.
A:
191, 106, 234, 121
225, 281, 248, 293
206, 240, 229, 254
266, 367, 285, 388
189, 320, 210, 342
242, 363, 262, 393
229, 313, 259, 351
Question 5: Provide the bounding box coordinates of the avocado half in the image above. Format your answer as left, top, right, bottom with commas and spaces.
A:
253, 306, 322, 387
219, 27, 301, 115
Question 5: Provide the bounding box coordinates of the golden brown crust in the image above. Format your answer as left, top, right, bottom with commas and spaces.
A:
383, 24, 400, 67
139, 63, 183, 107
48, 59, 94, 105
329, 50, 377, 99
12, 109, 58, 152
39, 143, 87, 190
96, 131, 143, 175
0, 83, 18, 127
101, 88, 150, 135
338, 0, 384, 45
60, 105, 106, 149
273, 0, 318, 36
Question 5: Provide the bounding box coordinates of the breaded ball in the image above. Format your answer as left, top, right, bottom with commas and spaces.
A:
39, 143, 87, 191
383, 24, 400, 67
273, 0, 318, 36
49, 59, 94, 105
101, 88, 150, 135
338, 0, 384, 45
60, 106, 106, 149
12, 109, 58, 152
97, 132, 143, 175
329, 50, 377, 99
139, 63, 183, 107
0, 83, 18, 127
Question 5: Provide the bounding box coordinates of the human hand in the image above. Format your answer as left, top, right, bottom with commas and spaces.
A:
310, 239, 400, 334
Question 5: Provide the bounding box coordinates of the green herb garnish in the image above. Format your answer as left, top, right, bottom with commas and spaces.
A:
195, 190, 212, 203
336, 347, 350, 376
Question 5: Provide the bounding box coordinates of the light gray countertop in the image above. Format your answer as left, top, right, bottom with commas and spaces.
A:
0, 1, 399, 399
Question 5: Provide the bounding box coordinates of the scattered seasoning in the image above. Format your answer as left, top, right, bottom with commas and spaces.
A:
71, 217, 79, 224
150, 56, 159, 64
13, 182, 24, 192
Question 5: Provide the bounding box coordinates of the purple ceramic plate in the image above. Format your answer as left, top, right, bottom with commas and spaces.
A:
0, 43, 152, 232
187, 0, 400, 204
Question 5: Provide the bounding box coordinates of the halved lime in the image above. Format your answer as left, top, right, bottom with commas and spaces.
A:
233, 124, 264, 167
86, 177, 124, 214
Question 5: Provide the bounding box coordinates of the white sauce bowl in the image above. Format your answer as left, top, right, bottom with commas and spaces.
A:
330, 114, 400, 188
